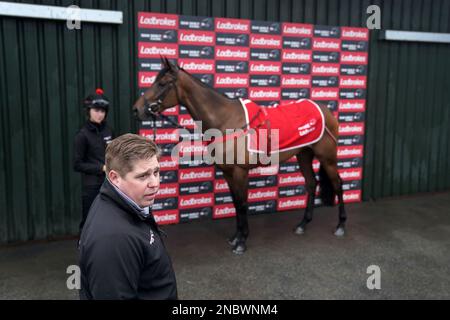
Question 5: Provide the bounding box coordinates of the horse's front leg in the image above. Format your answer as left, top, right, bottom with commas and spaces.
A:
221, 165, 249, 254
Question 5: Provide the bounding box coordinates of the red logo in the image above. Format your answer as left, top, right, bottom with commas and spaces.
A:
249, 88, 280, 100
178, 59, 214, 73
177, 114, 197, 129
338, 100, 366, 112
250, 34, 282, 48
338, 168, 363, 181
343, 190, 362, 203
249, 61, 281, 74
277, 196, 307, 211
278, 173, 305, 187
158, 156, 179, 171
249, 165, 279, 177
215, 46, 250, 60
341, 27, 369, 40
338, 146, 364, 158
215, 18, 250, 33
178, 30, 215, 45
340, 52, 368, 65
140, 128, 179, 144
154, 210, 179, 225
179, 193, 214, 209
311, 63, 340, 76
311, 88, 339, 100
282, 23, 313, 36
138, 42, 178, 58
156, 183, 179, 198
213, 204, 236, 219
214, 179, 230, 192
282, 49, 312, 62
138, 12, 178, 29
339, 76, 367, 88
179, 167, 214, 183
138, 72, 157, 87
215, 74, 249, 87
339, 123, 365, 136
281, 75, 311, 88
312, 38, 341, 51
248, 187, 278, 202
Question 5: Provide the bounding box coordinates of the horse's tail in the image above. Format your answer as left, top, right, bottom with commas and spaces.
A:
319, 165, 336, 206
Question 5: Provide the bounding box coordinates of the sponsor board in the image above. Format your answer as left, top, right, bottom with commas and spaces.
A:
137, 13, 369, 223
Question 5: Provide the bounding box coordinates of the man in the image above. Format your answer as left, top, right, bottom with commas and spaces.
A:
79, 133, 177, 300
73, 88, 114, 233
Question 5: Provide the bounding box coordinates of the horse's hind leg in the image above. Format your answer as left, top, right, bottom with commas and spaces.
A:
319, 158, 347, 237
221, 165, 250, 254
294, 148, 317, 235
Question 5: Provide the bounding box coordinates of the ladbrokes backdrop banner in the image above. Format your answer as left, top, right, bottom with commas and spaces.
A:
136, 12, 368, 225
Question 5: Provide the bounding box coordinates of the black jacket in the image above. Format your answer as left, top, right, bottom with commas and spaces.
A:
73, 121, 113, 186
79, 179, 178, 300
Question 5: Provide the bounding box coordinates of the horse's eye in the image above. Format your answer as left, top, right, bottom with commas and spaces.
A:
158, 82, 164, 87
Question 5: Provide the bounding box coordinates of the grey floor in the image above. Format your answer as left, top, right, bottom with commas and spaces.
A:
1, 191, 449, 300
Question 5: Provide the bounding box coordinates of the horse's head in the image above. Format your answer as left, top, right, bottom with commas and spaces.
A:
133, 57, 180, 120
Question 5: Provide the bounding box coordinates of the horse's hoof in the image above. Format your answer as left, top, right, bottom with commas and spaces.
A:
228, 236, 238, 247
334, 227, 345, 237
294, 225, 305, 235
232, 243, 246, 255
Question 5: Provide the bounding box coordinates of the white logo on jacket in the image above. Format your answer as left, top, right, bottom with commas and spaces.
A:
149, 229, 155, 245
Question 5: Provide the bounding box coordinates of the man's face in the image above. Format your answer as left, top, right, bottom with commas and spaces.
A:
109, 156, 160, 208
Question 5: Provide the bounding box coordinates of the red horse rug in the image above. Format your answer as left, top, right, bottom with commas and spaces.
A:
239, 98, 325, 154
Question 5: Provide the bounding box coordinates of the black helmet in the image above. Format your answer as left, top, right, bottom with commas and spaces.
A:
83, 88, 110, 112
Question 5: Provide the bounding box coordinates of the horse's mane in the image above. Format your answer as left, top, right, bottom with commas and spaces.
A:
178, 67, 235, 101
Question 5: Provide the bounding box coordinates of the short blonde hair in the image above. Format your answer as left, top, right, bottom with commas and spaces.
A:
105, 133, 160, 177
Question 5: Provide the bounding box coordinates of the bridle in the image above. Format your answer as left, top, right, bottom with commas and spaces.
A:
141, 73, 185, 137
143, 73, 178, 117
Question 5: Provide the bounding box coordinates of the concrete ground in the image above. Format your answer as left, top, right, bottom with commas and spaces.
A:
0, 191, 449, 300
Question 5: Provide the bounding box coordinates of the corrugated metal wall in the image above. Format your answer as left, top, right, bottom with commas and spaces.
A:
1, 0, 449, 243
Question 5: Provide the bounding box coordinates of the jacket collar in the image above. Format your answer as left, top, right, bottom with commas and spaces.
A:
86, 120, 106, 132
100, 179, 158, 226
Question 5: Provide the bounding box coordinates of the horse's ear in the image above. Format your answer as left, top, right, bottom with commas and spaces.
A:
161, 56, 169, 69
167, 58, 180, 72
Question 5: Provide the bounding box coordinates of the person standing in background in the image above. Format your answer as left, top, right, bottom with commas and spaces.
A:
73, 88, 114, 233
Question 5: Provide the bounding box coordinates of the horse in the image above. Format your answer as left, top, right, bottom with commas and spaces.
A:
133, 57, 347, 254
